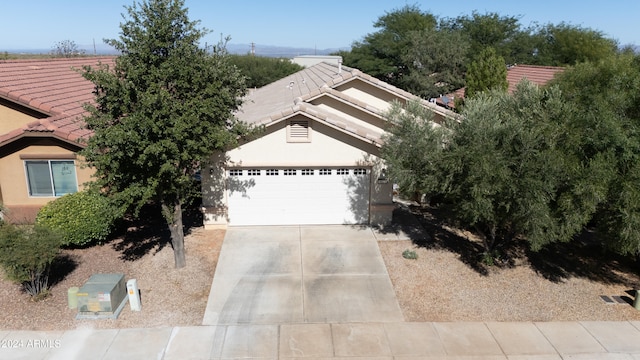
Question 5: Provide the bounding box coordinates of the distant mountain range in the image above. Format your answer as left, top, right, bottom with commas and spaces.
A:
3, 43, 350, 58
225, 43, 348, 57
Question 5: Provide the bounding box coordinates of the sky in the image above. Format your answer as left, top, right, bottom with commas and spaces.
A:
1, 0, 639, 53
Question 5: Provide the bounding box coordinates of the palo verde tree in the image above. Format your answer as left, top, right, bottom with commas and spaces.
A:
81, 0, 247, 268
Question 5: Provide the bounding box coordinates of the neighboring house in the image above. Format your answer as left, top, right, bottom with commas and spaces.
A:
201, 61, 456, 228
435, 64, 565, 108
0, 57, 115, 223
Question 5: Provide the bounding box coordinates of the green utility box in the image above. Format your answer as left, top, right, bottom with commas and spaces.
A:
76, 273, 127, 318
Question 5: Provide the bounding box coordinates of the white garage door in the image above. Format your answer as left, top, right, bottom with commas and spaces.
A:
227, 167, 370, 226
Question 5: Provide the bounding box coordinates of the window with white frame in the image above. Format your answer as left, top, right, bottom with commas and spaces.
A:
353, 168, 367, 175
229, 169, 243, 176
336, 168, 349, 175
266, 169, 279, 176
25, 160, 77, 196
301, 169, 314, 175
247, 169, 261, 176
319, 168, 332, 175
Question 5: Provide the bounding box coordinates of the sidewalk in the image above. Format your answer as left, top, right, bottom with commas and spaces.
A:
2, 321, 640, 359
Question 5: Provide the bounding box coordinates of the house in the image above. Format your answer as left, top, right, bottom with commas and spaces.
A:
0, 57, 455, 227
201, 61, 456, 228
0, 57, 115, 223
436, 64, 565, 109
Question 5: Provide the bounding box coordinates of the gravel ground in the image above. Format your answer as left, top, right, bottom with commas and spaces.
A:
380, 205, 640, 322
0, 226, 224, 331
381, 240, 640, 322
1, 206, 639, 331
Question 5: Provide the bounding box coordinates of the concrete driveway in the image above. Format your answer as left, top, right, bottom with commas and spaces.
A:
202, 225, 404, 325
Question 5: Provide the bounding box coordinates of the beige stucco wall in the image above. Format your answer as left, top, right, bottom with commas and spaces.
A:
202, 116, 394, 229
312, 98, 388, 135
0, 103, 38, 134
0, 145, 93, 222
226, 116, 379, 167
335, 81, 404, 113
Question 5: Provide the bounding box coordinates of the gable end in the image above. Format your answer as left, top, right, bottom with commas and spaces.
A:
287, 119, 311, 143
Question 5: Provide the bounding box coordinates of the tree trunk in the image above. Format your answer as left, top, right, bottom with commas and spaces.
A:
162, 202, 186, 268
475, 224, 496, 254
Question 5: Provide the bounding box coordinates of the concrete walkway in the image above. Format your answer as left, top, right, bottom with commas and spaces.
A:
3, 321, 640, 359
202, 225, 405, 325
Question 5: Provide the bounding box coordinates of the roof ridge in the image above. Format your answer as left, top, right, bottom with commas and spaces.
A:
0, 56, 116, 65
509, 64, 565, 70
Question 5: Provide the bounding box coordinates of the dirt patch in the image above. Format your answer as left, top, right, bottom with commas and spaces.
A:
0, 226, 224, 331
379, 205, 640, 322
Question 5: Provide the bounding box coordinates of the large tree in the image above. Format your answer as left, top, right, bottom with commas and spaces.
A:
382, 82, 609, 257
400, 27, 469, 99
229, 55, 303, 89
81, 0, 247, 268
340, 5, 437, 88
552, 54, 640, 255
444, 11, 524, 64
533, 23, 618, 66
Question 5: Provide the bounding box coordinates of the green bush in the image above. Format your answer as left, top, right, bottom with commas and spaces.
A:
0, 223, 62, 299
402, 249, 419, 260
36, 190, 124, 246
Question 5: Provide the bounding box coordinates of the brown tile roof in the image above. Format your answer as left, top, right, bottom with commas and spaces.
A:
505, 64, 565, 93
0, 57, 115, 147
436, 64, 565, 108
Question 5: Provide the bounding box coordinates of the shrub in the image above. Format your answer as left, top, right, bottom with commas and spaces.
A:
0, 223, 62, 299
402, 249, 419, 260
36, 190, 124, 246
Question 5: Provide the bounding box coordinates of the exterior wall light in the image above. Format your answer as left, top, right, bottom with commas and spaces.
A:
377, 168, 388, 183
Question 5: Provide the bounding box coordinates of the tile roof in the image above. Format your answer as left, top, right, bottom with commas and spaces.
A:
505, 64, 565, 94
239, 62, 456, 145
0, 57, 115, 147
0, 58, 457, 150
436, 64, 565, 108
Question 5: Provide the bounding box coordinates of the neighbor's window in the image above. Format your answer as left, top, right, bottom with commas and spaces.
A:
25, 160, 77, 196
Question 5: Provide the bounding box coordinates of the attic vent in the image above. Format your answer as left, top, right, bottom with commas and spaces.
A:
287, 119, 311, 143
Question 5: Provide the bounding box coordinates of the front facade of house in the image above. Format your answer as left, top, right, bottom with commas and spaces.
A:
0, 58, 114, 222
0, 58, 454, 227
202, 62, 455, 228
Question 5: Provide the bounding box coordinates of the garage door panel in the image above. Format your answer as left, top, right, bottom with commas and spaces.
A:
227, 168, 370, 225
